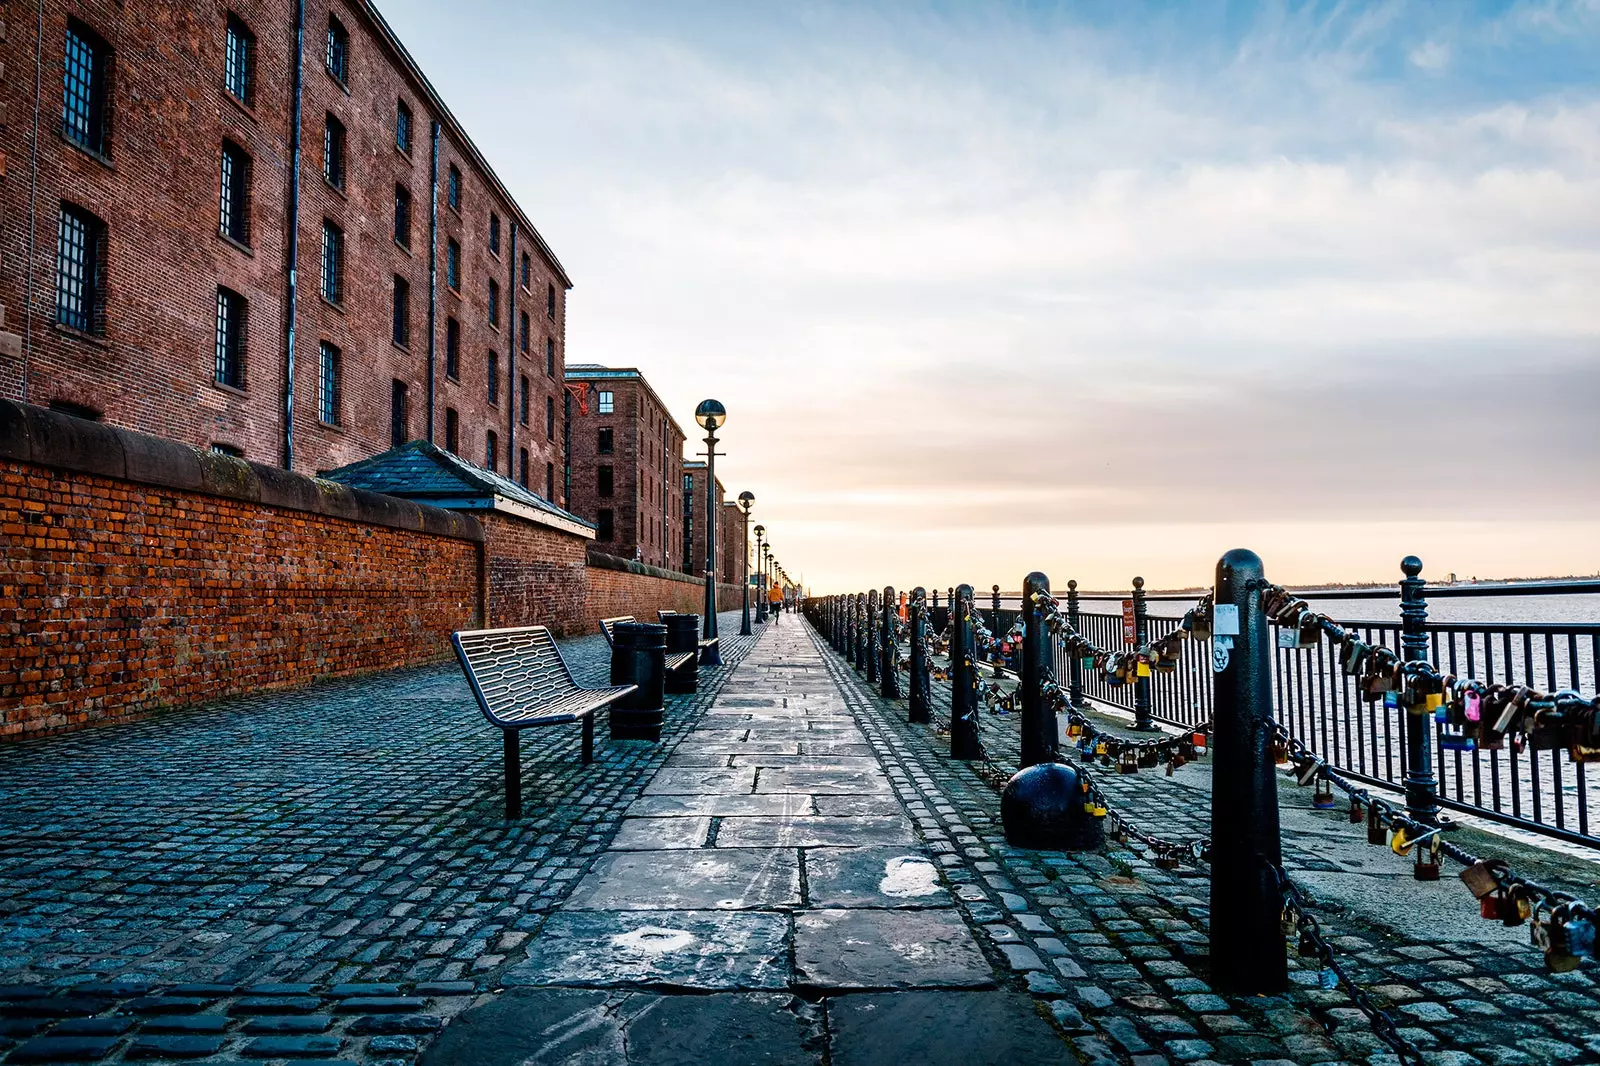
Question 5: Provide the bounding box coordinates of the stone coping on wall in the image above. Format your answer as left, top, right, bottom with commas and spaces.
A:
0, 400, 483, 543
586, 549, 746, 589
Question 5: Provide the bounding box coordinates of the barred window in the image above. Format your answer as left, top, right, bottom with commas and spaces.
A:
319, 342, 341, 425
214, 287, 246, 388
446, 238, 460, 290
546, 395, 555, 441
325, 16, 349, 84
489, 213, 501, 255
394, 184, 411, 247
519, 375, 529, 426
547, 282, 556, 319
447, 164, 461, 210
320, 221, 343, 303
62, 21, 110, 155
546, 336, 555, 376
519, 447, 529, 488
225, 15, 254, 104
323, 114, 345, 189
486, 431, 498, 472
445, 317, 460, 379
521, 251, 530, 289
212, 443, 244, 458
56, 203, 105, 334
393, 275, 411, 347
391, 379, 408, 447
520, 311, 529, 353
597, 390, 614, 415
487, 350, 499, 404
396, 99, 412, 154
220, 140, 250, 244
488, 279, 499, 326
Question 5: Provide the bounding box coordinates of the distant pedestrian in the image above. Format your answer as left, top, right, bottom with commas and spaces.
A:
768, 581, 784, 622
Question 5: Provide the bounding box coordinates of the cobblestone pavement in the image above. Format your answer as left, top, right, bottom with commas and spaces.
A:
843, 629, 1600, 1065
0, 611, 757, 1064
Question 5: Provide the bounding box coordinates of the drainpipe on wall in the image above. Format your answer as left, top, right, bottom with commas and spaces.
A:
506, 221, 517, 474
426, 121, 440, 444
281, 0, 307, 469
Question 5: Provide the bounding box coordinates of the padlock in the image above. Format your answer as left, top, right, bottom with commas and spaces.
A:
1349, 797, 1364, 824
1119, 749, 1139, 774
1189, 732, 1207, 756
1367, 803, 1386, 846
1138, 747, 1160, 769
1504, 887, 1532, 927
1068, 722, 1083, 738
1296, 758, 1322, 787
1312, 775, 1336, 809
1340, 639, 1368, 677
1273, 738, 1290, 765
1296, 612, 1322, 647
1413, 836, 1440, 881
1535, 903, 1585, 973
1459, 860, 1503, 900
1480, 890, 1511, 921
1153, 850, 1179, 870
1463, 688, 1482, 723
1390, 825, 1412, 856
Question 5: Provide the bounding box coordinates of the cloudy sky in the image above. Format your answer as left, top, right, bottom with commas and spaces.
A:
383, 0, 1600, 592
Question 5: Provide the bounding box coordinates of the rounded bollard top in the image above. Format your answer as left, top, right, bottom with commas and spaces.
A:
1024, 572, 1050, 598
1217, 547, 1265, 575
955, 582, 973, 599
883, 585, 895, 598
1068, 579, 1078, 590
1401, 555, 1424, 578
1132, 576, 1145, 590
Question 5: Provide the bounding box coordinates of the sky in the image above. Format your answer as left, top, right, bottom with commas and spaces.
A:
381, 0, 1600, 593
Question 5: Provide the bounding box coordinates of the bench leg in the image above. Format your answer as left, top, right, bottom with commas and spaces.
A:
581, 715, 595, 764
503, 729, 522, 821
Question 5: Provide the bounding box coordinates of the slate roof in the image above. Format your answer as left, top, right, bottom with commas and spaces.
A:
321, 440, 594, 533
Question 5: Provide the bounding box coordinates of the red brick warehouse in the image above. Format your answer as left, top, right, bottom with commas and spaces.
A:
0, 0, 570, 489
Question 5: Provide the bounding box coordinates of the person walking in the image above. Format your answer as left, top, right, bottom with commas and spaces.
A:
767, 579, 784, 622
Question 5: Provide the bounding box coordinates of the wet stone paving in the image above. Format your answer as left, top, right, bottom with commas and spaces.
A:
2, 611, 1599, 1064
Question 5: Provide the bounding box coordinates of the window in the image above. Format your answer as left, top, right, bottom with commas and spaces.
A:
321, 221, 342, 303
211, 443, 244, 458
220, 140, 250, 245
598, 465, 614, 497
63, 20, 110, 156
214, 287, 246, 388
487, 351, 499, 404
225, 15, 254, 104
56, 203, 105, 334
597, 508, 614, 541
546, 337, 555, 376
489, 213, 500, 255
445, 407, 459, 454
519, 447, 529, 488
391, 380, 408, 447
597, 390, 614, 415
521, 251, 530, 289
519, 311, 529, 353
447, 164, 461, 210
547, 282, 556, 319
326, 16, 349, 84
318, 341, 341, 425
546, 396, 555, 441
597, 427, 613, 455
446, 238, 460, 290
546, 462, 555, 502
488, 279, 499, 326
485, 431, 498, 472
394, 185, 411, 247
48, 400, 102, 421
396, 99, 412, 154
445, 317, 459, 379
323, 114, 345, 189
392, 276, 410, 347
519, 375, 529, 426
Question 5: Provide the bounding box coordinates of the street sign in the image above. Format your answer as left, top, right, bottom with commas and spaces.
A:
1121, 599, 1136, 644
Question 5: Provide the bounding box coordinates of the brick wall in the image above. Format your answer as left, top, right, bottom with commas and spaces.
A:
482, 512, 588, 637
583, 552, 745, 632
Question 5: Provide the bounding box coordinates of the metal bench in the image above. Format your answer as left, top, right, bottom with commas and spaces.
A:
656, 611, 722, 664
452, 625, 636, 819
601, 616, 697, 675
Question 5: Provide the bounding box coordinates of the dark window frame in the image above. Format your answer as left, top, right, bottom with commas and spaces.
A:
62, 19, 111, 157
489, 213, 501, 256
447, 164, 461, 211
486, 430, 498, 472
394, 184, 411, 248
215, 287, 247, 389
545, 336, 555, 376
55, 202, 106, 335
597, 464, 614, 498
323, 112, 346, 190
519, 375, 530, 426
225, 14, 255, 105
445, 316, 460, 379
318, 340, 341, 426
488, 279, 499, 327
597, 508, 614, 541
392, 275, 411, 348
321, 220, 343, 304
446, 238, 460, 290
445, 407, 459, 454
546, 395, 555, 441
597, 427, 613, 455
325, 15, 349, 85
391, 379, 408, 447
547, 282, 556, 319
487, 350, 499, 405
395, 98, 413, 154
597, 390, 614, 415
220, 139, 251, 245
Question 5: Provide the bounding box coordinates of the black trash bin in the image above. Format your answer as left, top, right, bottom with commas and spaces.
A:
663, 612, 700, 695
611, 621, 665, 742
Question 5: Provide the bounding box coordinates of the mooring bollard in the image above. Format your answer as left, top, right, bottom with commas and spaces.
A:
1400, 556, 1441, 829
991, 585, 1002, 662
1133, 576, 1156, 731
909, 587, 931, 723
866, 589, 880, 684
1020, 571, 1054, 768
1067, 579, 1085, 708
854, 593, 868, 671
1209, 548, 1287, 994
950, 584, 982, 760
881, 586, 901, 699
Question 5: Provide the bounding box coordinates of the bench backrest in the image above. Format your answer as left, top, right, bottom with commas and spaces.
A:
599, 616, 635, 647
452, 626, 584, 727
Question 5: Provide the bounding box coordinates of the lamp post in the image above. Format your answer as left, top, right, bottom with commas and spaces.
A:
765, 545, 774, 616
738, 491, 755, 636
695, 399, 725, 666
754, 524, 767, 623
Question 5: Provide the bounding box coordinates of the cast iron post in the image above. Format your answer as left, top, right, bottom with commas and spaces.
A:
881, 586, 900, 699
755, 528, 767, 623
909, 587, 931, 723
697, 404, 723, 666
1132, 576, 1155, 730
1400, 556, 1440, 825
866, 589, 879, 684
1067, 579, 1085, 708
1021, 572, 1054, 768
855, 594, 868, 672
991, 585, 1002, 661
1209, 548, 1287, 995
739, 495, 753, 636
950, 584, 981, 760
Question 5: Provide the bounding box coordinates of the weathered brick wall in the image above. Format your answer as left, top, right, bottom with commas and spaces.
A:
482, 512, 588, 636
583, 552, 745, 632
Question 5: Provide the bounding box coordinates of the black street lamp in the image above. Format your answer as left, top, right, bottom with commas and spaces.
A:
738, 491, 755, 636
695, 399, 725, 666
754, 524, 767, 623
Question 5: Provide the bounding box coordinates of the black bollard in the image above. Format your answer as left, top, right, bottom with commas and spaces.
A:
881, 585, 901, 699
909, 587, 931, 723
855, 594, 869, 672
991, 585, 1002, 663
611, 622, 666, 741
866, 589, 880, 684
1209, 548, 1287, 995
1067, 579, 1085, 708
664, 612, 700, 695
1400, 556, 1440, 826
1132, 576, 1156, 731
950, 584, 982, 760
1020, 571, 1055, 768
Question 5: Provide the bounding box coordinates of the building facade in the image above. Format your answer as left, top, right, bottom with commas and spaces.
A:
563, 366, 685, 570
681, 460, 724, 581
0, 0, 569, 487
720, 500, 748, 588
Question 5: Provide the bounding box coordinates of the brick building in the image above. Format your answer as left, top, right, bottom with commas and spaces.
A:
682, 460, 724, 580
721, 500, 750, 588
562, 366, 685, 570
0, 0, 569, 489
